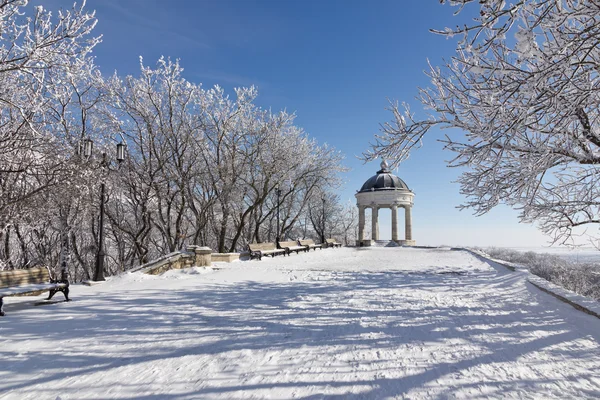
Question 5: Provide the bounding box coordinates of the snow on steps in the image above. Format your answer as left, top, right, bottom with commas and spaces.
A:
373, 240, 400, 247
465, 248, 600, 320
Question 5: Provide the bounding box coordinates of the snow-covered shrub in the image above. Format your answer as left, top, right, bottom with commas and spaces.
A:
482, 248, 600, 301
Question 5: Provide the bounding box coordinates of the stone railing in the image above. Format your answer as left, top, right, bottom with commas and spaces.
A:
212, 252, 242, 262
130, 245, 212, 275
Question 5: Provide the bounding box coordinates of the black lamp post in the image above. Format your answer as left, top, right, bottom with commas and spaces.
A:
83, 139, 125, 281
275, 185, 282, 243
321, 196, 326, 244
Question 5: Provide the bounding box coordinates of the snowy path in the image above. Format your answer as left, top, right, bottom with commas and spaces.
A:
2, 247, 600, 399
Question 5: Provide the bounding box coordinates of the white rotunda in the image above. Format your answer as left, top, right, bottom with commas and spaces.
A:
355, 160, 415, 246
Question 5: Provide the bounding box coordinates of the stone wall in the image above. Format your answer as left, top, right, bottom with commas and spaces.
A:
211, 253, 241, 263
131, 246, 212, 275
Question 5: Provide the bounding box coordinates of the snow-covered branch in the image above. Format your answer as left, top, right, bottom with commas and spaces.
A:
365, 0, 600, 243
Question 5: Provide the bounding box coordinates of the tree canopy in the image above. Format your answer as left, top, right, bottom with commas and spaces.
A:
0, 1, 352, 277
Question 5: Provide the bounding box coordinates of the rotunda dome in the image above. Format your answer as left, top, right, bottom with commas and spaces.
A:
358, 160, 410, 193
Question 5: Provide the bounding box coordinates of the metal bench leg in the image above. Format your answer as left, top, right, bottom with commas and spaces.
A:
0, 297, 4, 316
47, 286, 70, 302
47, 288, 58, 301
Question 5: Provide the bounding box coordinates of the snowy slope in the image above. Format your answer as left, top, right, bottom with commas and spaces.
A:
1, 247, 600, 399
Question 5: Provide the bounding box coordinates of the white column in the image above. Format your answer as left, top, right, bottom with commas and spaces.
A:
358, 205, 365, 242
391, 205, 398, 242
372, 206, 379, 241
405, 206, 412, 241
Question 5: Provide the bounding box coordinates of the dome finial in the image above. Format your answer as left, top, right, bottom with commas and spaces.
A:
380, 159, 389, 171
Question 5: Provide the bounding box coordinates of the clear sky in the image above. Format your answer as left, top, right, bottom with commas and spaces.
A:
42, 0, 556, 248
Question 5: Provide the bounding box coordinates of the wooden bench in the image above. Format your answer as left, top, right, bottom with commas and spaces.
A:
325, 238, 342, 248
278, 240, 309, 255
299, 239, 323, 251
248, 242, 287, 260
0, 266, 70, 316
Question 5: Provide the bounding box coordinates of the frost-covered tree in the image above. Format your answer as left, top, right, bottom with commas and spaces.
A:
104, 57, 347, 258
0, 0, 100, 270
0, 0, 99, 219
364, 0, 600, 245
0, 27, 348, 274
197, 85, 262, 253
103, 57, 207, 263
250, 123, 346, 246
1, 56, 109, 277
332, 200, 358, 246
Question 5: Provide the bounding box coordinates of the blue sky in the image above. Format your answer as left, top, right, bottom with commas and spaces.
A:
43, 0, 554, 247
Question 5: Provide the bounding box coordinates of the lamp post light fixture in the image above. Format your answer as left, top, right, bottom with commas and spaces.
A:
116, 142, 126, 162
83, 137, 93, 158
84, 139, 126, 282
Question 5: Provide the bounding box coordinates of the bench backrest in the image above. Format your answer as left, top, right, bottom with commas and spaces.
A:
278, 241, 298, 248
0, 267, 50, 289
299, 239, 316, 246
249, 242, 278, 252
325, 239, 337, 244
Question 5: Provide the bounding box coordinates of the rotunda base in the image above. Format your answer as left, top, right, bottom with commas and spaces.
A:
397, 240, 416, 246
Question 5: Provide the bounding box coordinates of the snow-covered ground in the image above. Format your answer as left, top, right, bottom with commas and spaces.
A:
2, 247, 600, 399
